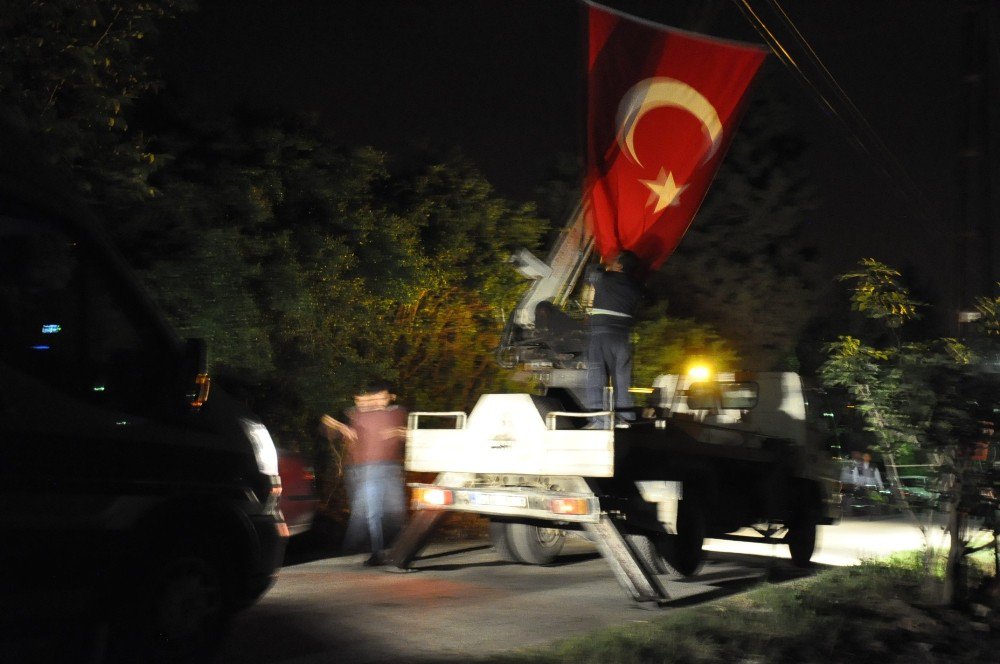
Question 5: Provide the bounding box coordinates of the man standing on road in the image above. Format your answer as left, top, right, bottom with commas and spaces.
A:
322, 381, 408, 566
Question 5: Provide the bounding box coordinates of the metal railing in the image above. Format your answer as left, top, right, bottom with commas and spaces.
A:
545, 410, 612, 430
407, 411, 467, 430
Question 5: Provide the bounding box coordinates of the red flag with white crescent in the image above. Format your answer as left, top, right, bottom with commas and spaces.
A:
586, 3, 767, 273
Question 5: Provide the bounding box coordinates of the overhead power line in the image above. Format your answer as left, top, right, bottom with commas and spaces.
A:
731, 0, 937, 227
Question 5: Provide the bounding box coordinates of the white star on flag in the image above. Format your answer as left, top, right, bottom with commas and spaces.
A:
640, 168, 687, 213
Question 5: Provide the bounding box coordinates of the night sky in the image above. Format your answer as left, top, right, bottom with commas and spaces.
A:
160, 0, 984, 322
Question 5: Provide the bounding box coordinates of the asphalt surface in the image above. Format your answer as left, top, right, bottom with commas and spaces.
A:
214, 514, 936, 664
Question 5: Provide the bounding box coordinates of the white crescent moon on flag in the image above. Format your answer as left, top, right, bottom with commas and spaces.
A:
615, 77, 723, 168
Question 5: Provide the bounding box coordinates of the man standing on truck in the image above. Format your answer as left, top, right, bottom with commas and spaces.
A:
322, 381, 408, 566
585, 250, 643, 428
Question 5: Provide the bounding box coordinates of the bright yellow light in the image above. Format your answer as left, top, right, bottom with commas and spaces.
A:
687, 364, 712, 381
413, 487, 453, 507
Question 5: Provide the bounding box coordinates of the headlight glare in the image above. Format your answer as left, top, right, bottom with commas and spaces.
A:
241, 418, 279, 476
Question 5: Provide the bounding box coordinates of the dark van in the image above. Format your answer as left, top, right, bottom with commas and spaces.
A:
0, 127, 287, 661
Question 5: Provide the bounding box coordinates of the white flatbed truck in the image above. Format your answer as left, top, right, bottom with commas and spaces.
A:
386, 371, 840, 604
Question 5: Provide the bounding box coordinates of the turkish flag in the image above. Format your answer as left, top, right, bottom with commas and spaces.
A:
586, 3, 767, 273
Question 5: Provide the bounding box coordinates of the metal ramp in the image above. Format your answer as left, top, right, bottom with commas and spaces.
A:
386, 510, 669, 605
384, 509, 446, 568
584, 515, 670, 604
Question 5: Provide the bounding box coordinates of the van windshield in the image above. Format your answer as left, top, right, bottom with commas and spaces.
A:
1, 213, 170, 412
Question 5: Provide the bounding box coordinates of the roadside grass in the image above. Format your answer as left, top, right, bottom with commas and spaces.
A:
486, 552, 1000, 664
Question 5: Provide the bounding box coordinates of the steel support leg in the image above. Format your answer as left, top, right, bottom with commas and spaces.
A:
385, 509, 446, 569
584, 515, 669, 604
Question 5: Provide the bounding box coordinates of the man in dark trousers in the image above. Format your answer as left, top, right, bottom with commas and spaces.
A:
585, 250, 643, 428
322, 380, 408, 566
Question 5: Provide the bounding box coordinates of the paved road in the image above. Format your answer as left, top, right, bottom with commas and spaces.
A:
215, 515, 936, 664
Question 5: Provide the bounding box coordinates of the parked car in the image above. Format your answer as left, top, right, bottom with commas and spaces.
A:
278, 449, 320, 536
0, 120, 287, 662
838, 459, 893, 516
899, 475, 939, 509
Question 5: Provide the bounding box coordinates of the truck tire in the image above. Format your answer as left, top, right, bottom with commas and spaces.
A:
786, 521, 817, 567
787, 488, 821, 567
625, 533, 671, 574
507, 523, 566, 565
488, 520, 518, 563
654, 499, 705, 577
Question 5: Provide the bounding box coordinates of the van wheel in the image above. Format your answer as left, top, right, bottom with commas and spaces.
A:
507, 523, 566, 565
116, 552, 228, 663
654, 500, 705, 577
488, 520, 518, 562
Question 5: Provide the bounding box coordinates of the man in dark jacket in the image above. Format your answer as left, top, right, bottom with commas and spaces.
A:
585, 250, 643, 428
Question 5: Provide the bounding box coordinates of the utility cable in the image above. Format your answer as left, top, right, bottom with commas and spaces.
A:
732, 0, 938, 227
766, 0, 934, 221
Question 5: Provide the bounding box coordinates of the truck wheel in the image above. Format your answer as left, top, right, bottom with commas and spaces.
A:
786, 521, 817, 567
626, 533, 670, 574
488, 521, 518, 563
507, 523, 566, 565
654, 500, 705, 577
787, 492, 821, 567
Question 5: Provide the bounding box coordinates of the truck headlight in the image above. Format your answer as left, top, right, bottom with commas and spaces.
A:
241, 419, 279, 476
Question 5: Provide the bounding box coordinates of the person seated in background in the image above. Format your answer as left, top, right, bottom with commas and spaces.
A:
853, 451, 884, 491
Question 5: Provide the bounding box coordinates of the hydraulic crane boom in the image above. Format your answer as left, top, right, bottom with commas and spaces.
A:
497, 204, 595, 379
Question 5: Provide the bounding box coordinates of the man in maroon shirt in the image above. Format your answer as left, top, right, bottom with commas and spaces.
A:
322, 381, 408, 566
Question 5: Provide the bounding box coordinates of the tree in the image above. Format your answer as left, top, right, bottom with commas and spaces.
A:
112, 109, 546, 446
386, 151, 547, 410
646, 95, 819, 371
0, 0, 193, 202
532, 151, 582, 247
632, 311, 740, 387
820, 258, 1000, 605
1, 5, 551, 528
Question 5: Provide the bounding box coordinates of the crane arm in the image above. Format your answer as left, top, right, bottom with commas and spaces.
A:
497, 203, 595, 369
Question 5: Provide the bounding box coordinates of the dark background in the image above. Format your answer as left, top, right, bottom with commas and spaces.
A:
160, 0, 991, 325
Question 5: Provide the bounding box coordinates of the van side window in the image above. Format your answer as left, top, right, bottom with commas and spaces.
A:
0, 214, 165, 412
